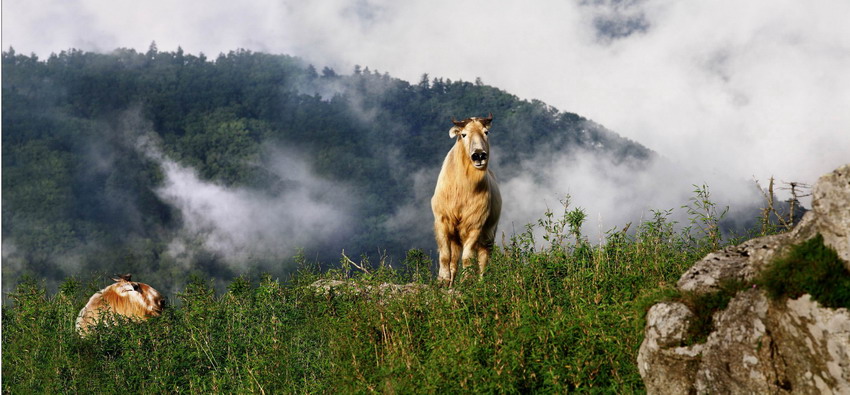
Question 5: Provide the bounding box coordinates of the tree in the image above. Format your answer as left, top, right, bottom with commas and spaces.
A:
146, 41, 159, 59
306, 64, 318, 79
175, 46, 185, 65
321, 66, 337, 78
418, 73, 430, 90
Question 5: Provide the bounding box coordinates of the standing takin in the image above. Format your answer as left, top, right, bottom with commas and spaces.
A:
431, 113, 502, 286
75, 274, 165, 335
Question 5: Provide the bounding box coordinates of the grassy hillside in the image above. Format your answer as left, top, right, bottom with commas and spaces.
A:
3, 203, 730, 393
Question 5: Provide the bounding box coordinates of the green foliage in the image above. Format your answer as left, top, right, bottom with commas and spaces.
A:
758, 234, 850, 308
400, 248, 432, 284
683, 184, 729, 250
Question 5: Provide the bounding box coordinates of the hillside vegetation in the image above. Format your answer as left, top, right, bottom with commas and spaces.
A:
2, 47, 651, 292
3, 202, 730, 393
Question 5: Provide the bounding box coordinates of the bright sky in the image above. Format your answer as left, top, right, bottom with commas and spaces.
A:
4, 0, 849, 198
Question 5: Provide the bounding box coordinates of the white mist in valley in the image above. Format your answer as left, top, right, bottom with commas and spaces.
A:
498, 148, 762, 246
142, 136, 356, 267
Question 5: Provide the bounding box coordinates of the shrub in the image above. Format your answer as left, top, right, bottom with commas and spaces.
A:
758, 234, 850, 308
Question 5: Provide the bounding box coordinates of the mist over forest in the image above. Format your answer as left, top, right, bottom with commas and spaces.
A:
3, 46, 769, 295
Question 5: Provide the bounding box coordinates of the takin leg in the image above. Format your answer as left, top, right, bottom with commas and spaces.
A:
460, 229, 483, 282
436, 220, 462, 285
477, 244, 491, 279
477, 226, 497, 279
434, 223, 453, 284
449, 241, 461, 287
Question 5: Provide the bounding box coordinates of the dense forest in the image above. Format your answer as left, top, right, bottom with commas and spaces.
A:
2, 45, 652, 294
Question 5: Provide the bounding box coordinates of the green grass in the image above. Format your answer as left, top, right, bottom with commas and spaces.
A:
2, 203, 740, 393
758, 234, 850, 308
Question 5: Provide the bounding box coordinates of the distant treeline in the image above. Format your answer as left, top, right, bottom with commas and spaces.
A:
2, 46, 652, 293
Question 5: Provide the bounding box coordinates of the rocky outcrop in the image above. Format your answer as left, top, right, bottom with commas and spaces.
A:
638, 302, 702, 394
813, 165, 850, 268
310, 279, 430, 298
639, 164, 850, 394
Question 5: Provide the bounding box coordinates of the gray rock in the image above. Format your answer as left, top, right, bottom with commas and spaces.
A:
693, 289, 781, 394
788, 210, 818, 242
812, 164, 850, 269
310, 279, 430, 299
677, 233, 790, 295
638, 302, 702, 395
769, 295, 850, 394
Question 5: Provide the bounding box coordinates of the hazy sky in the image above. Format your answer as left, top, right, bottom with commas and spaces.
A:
4, 0, 849, 197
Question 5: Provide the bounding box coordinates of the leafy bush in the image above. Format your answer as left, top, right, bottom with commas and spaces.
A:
758, 234, 850, 308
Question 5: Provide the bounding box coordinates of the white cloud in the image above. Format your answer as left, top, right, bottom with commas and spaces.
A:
383, 167, 439, 250
498, 148, 761, 244
153, 147, 355, 265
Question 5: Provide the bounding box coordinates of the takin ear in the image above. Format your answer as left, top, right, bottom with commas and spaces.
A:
450, 116, 469, 138
449, 126, 462, 138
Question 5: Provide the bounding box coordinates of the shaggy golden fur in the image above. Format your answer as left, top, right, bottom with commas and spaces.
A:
75, 275, 164, 335
431, 114, 502, 285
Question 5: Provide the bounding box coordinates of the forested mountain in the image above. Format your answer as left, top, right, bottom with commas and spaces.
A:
2, 46, 652, 293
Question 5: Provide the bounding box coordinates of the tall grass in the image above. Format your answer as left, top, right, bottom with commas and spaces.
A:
3, 200, 731, 393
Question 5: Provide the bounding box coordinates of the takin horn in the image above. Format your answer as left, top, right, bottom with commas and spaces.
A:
479, 112, 493, 127
111, 273, 133, 282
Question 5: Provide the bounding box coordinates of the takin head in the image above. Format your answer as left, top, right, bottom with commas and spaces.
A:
450, 113, 493, 170
75, 274, 165, 336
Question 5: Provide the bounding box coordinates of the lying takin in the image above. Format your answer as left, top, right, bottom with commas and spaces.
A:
75, 274, 165, 335
431, 113, 502, 286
